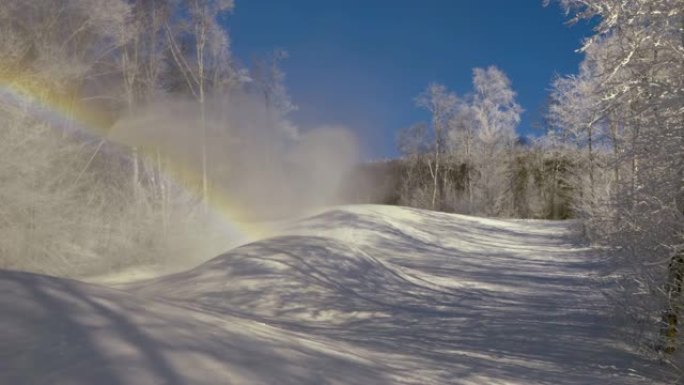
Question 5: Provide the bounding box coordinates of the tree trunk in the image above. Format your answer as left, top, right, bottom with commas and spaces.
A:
663, 251, 684, 353
196, 8, 209, 212
466, 130, 473, 213
587, 123, 594, 201
431, 127, 441, 210
609, 112, 620, 186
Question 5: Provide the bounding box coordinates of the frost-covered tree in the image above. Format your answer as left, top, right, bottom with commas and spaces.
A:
447, 103, 478, 211
469, 66, 523, 215
416, 83, 459, 209
471, 67, 522, 146
530, 131, 578, 220
250, 49, 299, 145
0, 0, 138, 275
0, 0, 300, 277
547, 0, 684, 355
116, 0, 176, 202
548, 72, 601, 196
400, 67, 524, 216
165, 0, 235, 209
251, 50, 297, 119
0, 0, 131, 99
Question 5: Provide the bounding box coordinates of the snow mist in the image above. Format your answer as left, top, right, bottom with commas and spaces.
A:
110, 95, 360, 221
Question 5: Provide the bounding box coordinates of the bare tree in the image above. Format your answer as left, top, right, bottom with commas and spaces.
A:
416, 83, 459, 210
397, 123, 431, 207
165, 0, 234, 209
448, 104, 477, 212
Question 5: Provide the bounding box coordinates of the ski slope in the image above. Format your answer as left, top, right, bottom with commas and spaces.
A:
0, 205, 672, 384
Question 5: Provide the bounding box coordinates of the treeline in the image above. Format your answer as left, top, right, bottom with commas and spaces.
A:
342, 146, 576, 220
344, 67, 577, 220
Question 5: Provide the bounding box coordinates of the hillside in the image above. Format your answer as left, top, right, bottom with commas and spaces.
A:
0, 205, 671, 384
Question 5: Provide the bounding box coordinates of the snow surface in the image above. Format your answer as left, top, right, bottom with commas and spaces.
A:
0, 205, 673, 384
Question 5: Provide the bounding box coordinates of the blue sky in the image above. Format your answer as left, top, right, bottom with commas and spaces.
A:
228, 0, 594, 158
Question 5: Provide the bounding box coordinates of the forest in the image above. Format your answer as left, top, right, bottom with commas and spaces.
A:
1, 0, 683, 364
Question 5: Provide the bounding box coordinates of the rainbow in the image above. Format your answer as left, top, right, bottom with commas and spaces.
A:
0, 76, 269, 242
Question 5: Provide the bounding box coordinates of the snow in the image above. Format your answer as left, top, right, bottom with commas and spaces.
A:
0, 205, 673, 384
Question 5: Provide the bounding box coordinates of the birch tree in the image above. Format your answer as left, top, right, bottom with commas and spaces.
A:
470, 66, 523, 215
416, 83, 459, 210
165, 0, 235, 209
118, 0, 174, 201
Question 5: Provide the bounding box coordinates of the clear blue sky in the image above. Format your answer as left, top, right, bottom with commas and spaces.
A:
228, 0, 593, 159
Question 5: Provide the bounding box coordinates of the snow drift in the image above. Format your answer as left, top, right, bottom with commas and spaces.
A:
0, 205, 672, 384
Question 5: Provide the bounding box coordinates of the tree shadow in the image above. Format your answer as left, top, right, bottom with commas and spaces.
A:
2, 206, 673, 384
127, 206, 671, 384
0, 269, 395, 385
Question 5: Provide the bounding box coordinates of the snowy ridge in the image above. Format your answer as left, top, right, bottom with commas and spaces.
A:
0, 205, 673, 384
131, 235, 415, 323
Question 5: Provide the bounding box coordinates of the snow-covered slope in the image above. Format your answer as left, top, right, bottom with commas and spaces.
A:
0, 205, 672, 384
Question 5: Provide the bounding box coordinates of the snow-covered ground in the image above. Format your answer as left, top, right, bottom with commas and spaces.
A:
0, 205, 673, 384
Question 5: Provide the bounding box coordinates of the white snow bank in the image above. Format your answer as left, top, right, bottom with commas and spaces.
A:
0, 205, 673, 384
0, 270, 394, 385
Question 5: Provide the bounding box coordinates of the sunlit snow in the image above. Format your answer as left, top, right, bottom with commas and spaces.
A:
0, 205, 671, 384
